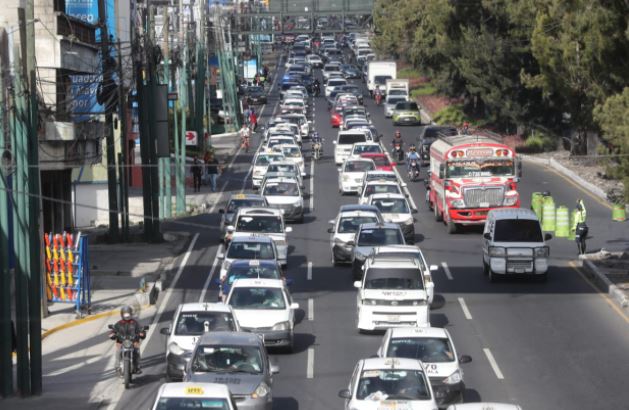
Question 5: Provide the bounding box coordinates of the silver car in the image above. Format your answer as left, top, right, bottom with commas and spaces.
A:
350, 222, 406, 280
184, 331, 279, 410
384, 95, 408, 118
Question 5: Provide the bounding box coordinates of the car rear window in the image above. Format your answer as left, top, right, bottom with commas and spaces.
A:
494, 219, 543, 242
338, 134, 367, 145
395, 102, 419, 110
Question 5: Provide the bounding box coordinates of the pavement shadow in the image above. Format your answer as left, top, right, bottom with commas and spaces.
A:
429, 312, 450, 328
273, 397, 299, 410
463, 388, 482, 402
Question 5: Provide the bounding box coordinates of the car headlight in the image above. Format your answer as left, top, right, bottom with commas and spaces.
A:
272, 321, 291, 331
443, 369, 462, 385
362, 299, 377, 305
535, 246, 549, 257
275, 239, 288, 248
489, 246, 506, 257
342, 175, 350, 181
403, 216, 414, 225
251, 382, 270, 399
168, 342, 186, 356
449, 199, 465, 208
503, 195, 518, 206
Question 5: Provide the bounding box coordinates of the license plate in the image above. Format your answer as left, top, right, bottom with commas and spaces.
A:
387, 315, 400, 322
479, 202, 489, 208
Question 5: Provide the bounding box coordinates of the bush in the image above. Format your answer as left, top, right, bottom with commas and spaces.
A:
398, 67, 422, 79
516, 130, 557, 153
411, 84, 438, 98
432, 105, 469, 126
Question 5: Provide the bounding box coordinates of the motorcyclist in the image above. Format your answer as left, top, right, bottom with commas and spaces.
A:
392, 130, 404, 161
312, 132, 322, 158
239, 123, 251, 152
374, 85, 383, 104
313, 79, 321, 97
407, 145, 421, 175
109, 306, 146, 375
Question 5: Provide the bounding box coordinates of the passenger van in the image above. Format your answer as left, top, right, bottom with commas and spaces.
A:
333, 130, 370, 165
482, 208, 552, 282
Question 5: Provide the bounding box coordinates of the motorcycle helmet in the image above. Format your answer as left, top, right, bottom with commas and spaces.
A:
410, 145, 416, 151
121, 305, 133, 320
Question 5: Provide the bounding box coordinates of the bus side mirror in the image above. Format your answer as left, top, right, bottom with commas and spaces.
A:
438, 164, 445, 179
517, 160, 523, 178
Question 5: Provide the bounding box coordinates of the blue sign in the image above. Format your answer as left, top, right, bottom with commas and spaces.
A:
65, 0, 117, 41
69, 74, 103, 123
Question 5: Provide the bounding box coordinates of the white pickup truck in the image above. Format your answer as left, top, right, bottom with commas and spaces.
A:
386, 79, 410, 98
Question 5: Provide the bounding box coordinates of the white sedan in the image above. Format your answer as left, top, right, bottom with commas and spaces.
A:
338, 157, 376, 194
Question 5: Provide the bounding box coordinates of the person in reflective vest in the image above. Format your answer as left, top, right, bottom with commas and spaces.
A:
572, 199, 588, 254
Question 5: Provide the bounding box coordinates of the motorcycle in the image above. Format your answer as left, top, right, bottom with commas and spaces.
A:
108, 324, 148, 389
393, 141, 404, 162
313, 141, 322, 160
408, 160, 420, 181
313, 83, 321, 97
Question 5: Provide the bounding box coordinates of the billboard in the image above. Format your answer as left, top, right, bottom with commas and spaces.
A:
69, 74, 103, 123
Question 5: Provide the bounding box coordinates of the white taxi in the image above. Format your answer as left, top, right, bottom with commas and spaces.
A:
354, 256, 430, 332
368, 193, 416, 244
350, 142, 383, 157
377, 327, 472, 408
160, 303, 240, 380
252, 151, 285, 189
226, 278, 299, 352
359, 180, 405, 205
151, 382, 237, 410
276, 144, 305, 176
261, 177, 304, 223
338, 157, 376, 194
338, 358, 438, 410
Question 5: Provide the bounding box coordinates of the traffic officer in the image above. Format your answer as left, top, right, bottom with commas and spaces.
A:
572, 199, 588, 254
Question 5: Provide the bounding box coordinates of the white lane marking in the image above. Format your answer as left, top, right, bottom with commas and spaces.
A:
307, 347, 314, 379
441, 262, 454, 280
45, 355, 101, 377
141, 233, 199, 355
308, 298, 314, 321
458, 297, 473, 320
199, 244, 223, 303
483, 348, 505, 380
307, 261, 312, 280
309, 160, 315, 211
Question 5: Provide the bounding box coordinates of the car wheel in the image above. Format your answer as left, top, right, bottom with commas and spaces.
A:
352, 261, 361, 280
284, 332, 295, 353
488, 268, 497, 283
482, 259, 489, 275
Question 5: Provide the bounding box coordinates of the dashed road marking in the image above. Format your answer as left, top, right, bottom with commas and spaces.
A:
308, 298, 314, 321
441, 262, 454, 280
483, 348, 505, 380
307, 261, 312, 280
458, 297, 473, 320
307, 347, 315, 379
199, 245, 223, 303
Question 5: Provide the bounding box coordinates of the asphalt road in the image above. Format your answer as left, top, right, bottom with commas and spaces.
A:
115, 54, 629, 410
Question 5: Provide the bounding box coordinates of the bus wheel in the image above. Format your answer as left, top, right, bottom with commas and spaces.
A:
434, 203, 442, 222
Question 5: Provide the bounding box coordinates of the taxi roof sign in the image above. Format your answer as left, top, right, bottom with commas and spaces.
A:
185, 386, 205, 395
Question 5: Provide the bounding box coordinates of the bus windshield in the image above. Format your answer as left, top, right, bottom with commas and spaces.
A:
446, 159, 514, 178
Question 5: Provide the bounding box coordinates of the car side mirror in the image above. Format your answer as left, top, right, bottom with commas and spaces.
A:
159, 327, 170, 335
226, 225, 235, 232
143, 325, 150, 331
459, 355, 472, 364
270, 362, 280, 375
429, 264, 438, 272
290, 302, 300, 310
439, 164, 445, 179
353, 281, 361, 289
285, 226, 293, 233
544, 233, 553, 241
332, 141, 337, 144
346, 240, 355, 246
483, 232, 491, 240
217, 252, 225, 259
412, 209, 418, 214
327, 227, 334, 233
338, 389, 351, 399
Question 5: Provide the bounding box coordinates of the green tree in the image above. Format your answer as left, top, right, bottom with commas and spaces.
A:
593, 87, 629, 201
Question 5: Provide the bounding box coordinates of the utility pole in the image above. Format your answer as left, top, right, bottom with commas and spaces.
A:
162, 7, 172, 219
117, 40, 129, 240
195, 1, 206, 152
176, 0, 187, 215
98, 0, 120, 242
0, 28, 13, 398
25, 0, 42, 395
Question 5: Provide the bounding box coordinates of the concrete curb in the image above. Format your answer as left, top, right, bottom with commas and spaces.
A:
520, 154, 609, 205
578, 258, 629, 309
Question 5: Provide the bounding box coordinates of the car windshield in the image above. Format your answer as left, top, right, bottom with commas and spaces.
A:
226, 264, 281, 283
226, 199, 265, 213
282, 147, 301, 158
174, 312, 237, 336
494, 219, 543, 242
356, 369, 431, 401
371, 198, 410, 214
395, 102, 418, 110
389, 89, 407, 96
364, 184, 401, 197
154, 397, 231, 410
369, 156, 391, 167
365, 277, 423, 290
338, 216, 379, 233
386, 97, 406, 105
338, 134, 367, 145
263, 182, 299, 196
374, 75, 392, 85
358, 228, 404, 246
344, 161, 375, 172
248, 86, 263, 94
226, 242, 275, 259
229, 287, 286, 310
366, 173, 397, 182
268, 164, 297, 174
354, 145, 382, 154
236, 216, 283, 233
446, 159, 514, 177
387, 337, 455, 363
191, 345, 263, 374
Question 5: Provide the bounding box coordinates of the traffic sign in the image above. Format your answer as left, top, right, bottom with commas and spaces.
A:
185, 131, 197, 146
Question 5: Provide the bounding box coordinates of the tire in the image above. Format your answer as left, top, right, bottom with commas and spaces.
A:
123, 356, 131, 389
447, 220, 458, 234
488, 268, 497, 283
284, 332, 295, 353
482, 259, 489, 276
434, 203, 442, 222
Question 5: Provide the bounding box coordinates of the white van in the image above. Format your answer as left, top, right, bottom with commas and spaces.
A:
333, 130, 370, 165
482, 208, 552, 282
